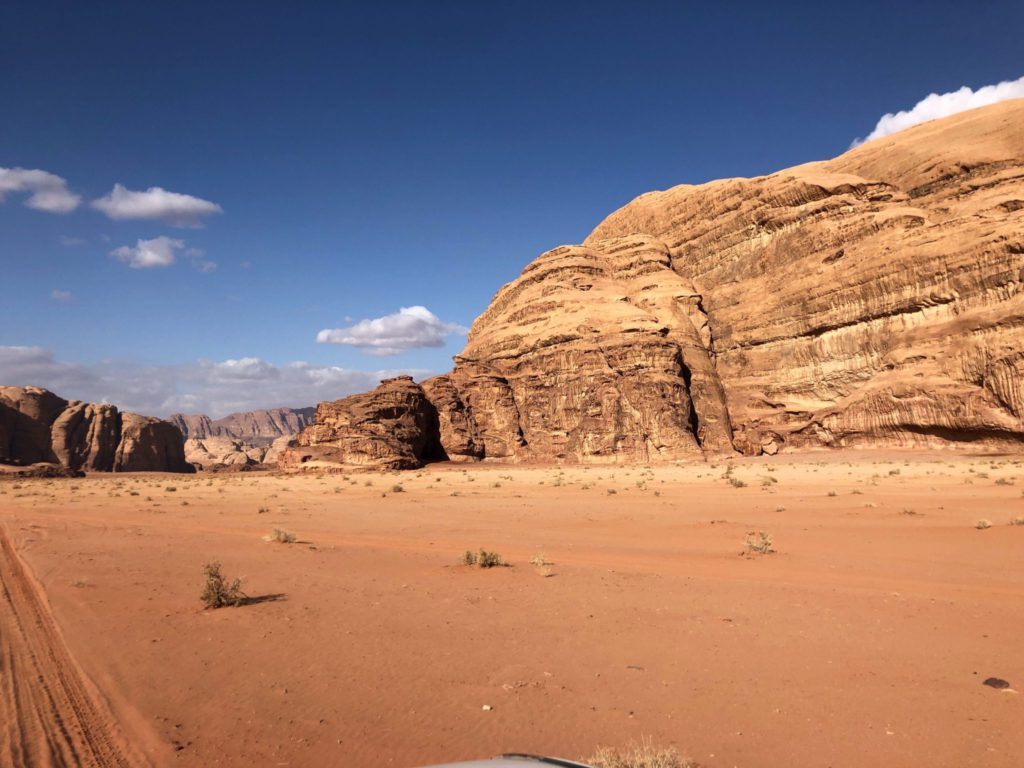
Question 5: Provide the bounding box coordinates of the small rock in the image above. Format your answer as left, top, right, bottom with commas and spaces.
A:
482, 705, 493, 711
983, 677, 1010, 689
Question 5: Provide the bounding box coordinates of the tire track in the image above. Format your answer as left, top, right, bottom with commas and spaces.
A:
0, 525, 141, 768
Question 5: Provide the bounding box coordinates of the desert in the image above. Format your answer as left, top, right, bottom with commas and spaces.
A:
2, 454, 1023, 767
4, 6, 1024, 768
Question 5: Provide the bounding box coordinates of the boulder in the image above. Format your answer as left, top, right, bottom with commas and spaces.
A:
281, 376, 442, 470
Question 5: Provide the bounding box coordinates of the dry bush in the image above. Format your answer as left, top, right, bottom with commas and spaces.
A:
478, 549, 503, 568
200, 562, 245, 609
264, 528, 296, 544
975, 519, 992, 530
1010, 516, 1024, 526
588, 741, 698, 768
744, 531, 775, 554
461, 549, 504, 567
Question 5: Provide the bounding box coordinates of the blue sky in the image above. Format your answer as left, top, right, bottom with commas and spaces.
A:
2, 1, 1023, 416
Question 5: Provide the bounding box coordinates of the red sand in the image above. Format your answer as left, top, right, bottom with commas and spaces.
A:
1, 452, 1022, 767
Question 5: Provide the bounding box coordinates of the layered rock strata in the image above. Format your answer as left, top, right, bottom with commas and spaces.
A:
293, 101, 1024, 466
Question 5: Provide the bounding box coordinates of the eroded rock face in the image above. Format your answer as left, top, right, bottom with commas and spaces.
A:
169, 407, 315, 443
184, 436, 268, 469
0, 386, 192, 472
282, 377, 442, 469
113, 413, 191, 472
422, 100, 1024, 460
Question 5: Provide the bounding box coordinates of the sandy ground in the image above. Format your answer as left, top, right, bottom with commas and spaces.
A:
1, 451, 1022, 768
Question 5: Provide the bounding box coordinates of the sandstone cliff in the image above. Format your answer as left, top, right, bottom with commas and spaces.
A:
281, 377, 442, 470
0, 386, 192, 473
169, 407, 314, 444
291, 101, 1024, 467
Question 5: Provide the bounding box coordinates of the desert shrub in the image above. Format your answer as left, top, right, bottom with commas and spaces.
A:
165, 486, 177, 492
1009, 516, 1024, 526
530, 552, 548, 566
588, 741, 697, 768
477, 549, 503, 568
200, 562, 245, 608
258, 506, 269, 514
391, 484, 404, 493
827, 490, 837, 497
461, 550, 478, 566
744, 531, 774, 554
607, 488, 617, 495
995, 477, 1014, 486
264, 528, 296, 543
975, 519, 992, 530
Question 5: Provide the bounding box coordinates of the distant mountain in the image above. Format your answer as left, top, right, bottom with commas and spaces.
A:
169, 407, 315, 445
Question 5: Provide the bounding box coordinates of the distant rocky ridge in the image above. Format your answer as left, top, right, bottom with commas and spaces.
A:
169, 407, 314, 470
169, 407, 314, 444
286, 101, 1024, 469
0, 386, 191, 473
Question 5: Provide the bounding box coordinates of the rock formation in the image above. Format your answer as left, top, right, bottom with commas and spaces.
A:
184, 436, 269, 470
293, 100, 1024, 466
169, 406, 314, 468
169, 407, 314, 443
0, 386, 192, 473
280, 377, 442, 470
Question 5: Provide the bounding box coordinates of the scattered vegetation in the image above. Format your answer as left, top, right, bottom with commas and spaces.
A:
1010, 516, 1024, 526
200, 562, 246, 609
530, 552, 548, 566
587, 741, 697, 768
975, 519, 992, 530
391, 483, 404, 493
264, 528, 296, 544
744, 531, 775, 555
461, 549, 505, 568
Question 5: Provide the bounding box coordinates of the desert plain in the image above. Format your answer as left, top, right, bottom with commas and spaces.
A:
2, 452, 1022, 768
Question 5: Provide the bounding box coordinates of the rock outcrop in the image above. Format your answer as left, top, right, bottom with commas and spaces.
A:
302, 101, 1024, 466
184, 436, 269, 469
170, 406, 314, 468
281, 377, 443, 470
169, 407, 315, 444
0, 386, 192, 472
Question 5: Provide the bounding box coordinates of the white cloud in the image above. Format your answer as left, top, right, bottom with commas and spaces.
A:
185, 247, 217, 273
91, 183, 222, 227
854, 74, 1024, 146
0, 345, 432, 419
50, 289, 72, 302
317, 305, 468, 356
110, 235, 183, 269
0, 167, 81, 213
